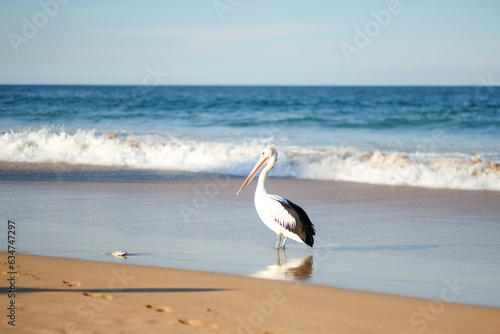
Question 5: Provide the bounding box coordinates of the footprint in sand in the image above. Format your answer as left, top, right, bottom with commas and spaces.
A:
21, 271, 40, 280
83, 292, 113, 300
178, 318, 219, 329
146, 304, 173, 313
63, 280, 80, 287
3, 270, 39, 279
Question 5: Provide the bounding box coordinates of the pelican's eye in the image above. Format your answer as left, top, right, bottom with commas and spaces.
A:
261, 152, 265, 156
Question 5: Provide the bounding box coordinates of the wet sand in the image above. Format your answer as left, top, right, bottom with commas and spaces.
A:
2, 161, 500, 304
1, 161, 500, 332
1, 253, 499, 333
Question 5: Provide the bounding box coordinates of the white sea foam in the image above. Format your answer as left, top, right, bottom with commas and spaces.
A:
1, 129, 499, 191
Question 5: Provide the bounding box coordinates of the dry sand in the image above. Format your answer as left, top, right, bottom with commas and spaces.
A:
1, 253, 499, 334
2, 162, 500, 332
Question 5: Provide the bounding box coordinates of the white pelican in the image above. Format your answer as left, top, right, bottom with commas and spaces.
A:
237, 145, 315, 249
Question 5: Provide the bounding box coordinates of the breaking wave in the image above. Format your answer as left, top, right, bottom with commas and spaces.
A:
1, 128, 499, 191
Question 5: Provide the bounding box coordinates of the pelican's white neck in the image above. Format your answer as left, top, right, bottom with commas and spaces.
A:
256, 155, 277, 195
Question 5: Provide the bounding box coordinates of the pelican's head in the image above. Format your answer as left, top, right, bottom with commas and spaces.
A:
236, 145, 278, 195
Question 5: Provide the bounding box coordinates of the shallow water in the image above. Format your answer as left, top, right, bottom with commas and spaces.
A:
2, 176, 499, 308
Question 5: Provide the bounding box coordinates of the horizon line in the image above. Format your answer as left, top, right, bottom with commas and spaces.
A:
1, 83, 497, 88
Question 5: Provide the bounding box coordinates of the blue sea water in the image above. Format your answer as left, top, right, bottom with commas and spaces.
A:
1, 85, 500, 189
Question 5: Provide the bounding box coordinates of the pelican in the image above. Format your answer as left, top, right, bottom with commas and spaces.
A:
237, 145, 315, 249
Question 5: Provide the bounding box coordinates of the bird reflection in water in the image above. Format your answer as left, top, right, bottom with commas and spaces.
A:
251, 250, 313, 281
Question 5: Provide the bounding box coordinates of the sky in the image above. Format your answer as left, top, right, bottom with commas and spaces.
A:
1, 0, 499, 85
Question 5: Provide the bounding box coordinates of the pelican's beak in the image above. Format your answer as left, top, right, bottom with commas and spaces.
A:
236, 156, 269, 195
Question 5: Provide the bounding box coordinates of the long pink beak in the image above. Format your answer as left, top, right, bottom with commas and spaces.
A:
236, 156, 269, 195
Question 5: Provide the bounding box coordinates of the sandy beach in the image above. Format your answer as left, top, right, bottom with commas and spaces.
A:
2, 162, 500, 298
2, 162, 500, 332
1, 252, 499, 333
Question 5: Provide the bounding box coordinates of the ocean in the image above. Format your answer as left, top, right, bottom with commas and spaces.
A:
2, 85, 500, 308
1, 85, 499, 190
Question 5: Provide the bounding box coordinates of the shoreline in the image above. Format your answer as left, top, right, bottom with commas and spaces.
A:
1, 160, 500, 192
1, 252, 499, 333
2, 173, 500, 309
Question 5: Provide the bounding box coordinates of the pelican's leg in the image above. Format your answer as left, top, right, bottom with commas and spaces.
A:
282, 237, 288, 250
275, 235, 281, 250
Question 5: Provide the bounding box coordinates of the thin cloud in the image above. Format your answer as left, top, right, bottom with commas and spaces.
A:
88, 23, 338, 47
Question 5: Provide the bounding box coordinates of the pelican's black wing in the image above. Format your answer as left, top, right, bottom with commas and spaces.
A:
270, 195, 316, 247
